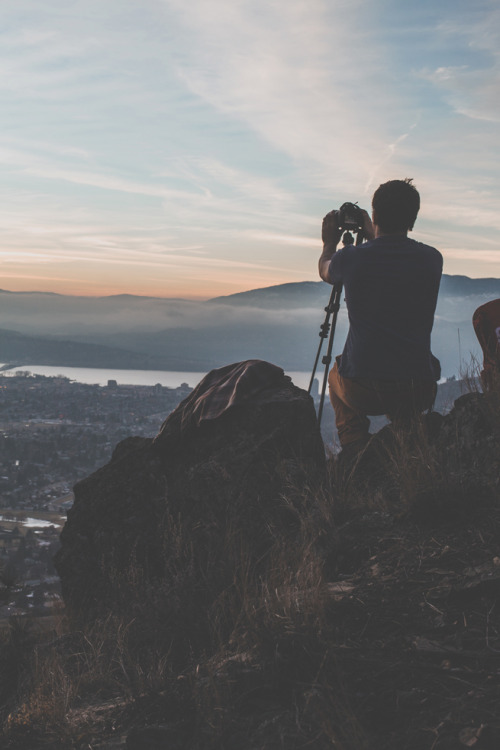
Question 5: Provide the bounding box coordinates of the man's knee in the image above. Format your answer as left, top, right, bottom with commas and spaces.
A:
328, 366, 371, 447
328, 361, 342, 397
386, 380, 437, 423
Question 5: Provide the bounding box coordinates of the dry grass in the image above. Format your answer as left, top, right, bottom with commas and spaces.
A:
1, 472, 344, 748
329, 369, 500, 523
2, 376, 499, 748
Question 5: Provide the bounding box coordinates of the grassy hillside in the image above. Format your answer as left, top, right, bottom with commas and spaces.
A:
1, 383, 499, 749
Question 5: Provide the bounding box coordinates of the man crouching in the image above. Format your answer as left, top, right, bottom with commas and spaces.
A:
318, 178, 443, 455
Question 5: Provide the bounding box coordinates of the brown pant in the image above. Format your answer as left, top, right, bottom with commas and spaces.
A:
328, 362, 437, 447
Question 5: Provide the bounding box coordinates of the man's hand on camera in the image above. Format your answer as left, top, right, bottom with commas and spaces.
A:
360, 209, 375, 240
321, 210, 343, 247
319, 210, 342, 283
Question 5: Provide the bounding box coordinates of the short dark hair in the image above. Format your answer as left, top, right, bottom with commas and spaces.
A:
372, 178, 420, 233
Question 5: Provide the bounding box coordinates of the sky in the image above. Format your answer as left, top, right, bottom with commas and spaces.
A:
0, 0, 499, 299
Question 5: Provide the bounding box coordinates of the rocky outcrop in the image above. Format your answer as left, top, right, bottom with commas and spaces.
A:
433, 392, 500, 486
335, 391, 500, 515
55, 357, 500, 631
23, 382, 500, 750
55, 361, 325, 620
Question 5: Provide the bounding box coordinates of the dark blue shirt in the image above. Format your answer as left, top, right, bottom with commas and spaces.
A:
328, 235, 443, 380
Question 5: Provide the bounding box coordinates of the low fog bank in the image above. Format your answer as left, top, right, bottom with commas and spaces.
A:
0, 277, 494, 377
0, 292, 203, 336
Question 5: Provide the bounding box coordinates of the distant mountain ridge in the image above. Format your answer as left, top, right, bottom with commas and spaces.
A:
0, 328, 187, 371
1, 273, 499, 307
0, 289, 62, 296
209, 275, 500, 309
439, 275, 500, 295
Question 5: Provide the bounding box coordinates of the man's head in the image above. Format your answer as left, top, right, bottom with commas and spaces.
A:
371, 178, 420, 235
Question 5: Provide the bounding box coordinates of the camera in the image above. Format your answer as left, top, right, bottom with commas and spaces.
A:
337, 202, 364, 232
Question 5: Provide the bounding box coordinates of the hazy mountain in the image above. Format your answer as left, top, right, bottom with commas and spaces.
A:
210, 275, 500, 308
0, 328, 171, 370
439, 276, 500, 296
0, 274, 498, 377
209, 281, 328, 310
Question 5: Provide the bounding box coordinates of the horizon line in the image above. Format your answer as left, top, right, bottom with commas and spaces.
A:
1, 271, 499, 301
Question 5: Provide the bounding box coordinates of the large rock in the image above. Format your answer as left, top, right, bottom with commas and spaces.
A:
55, 361, 325, 621
334, 390, 500, 513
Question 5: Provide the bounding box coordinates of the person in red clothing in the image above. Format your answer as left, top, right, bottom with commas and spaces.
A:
472, 299, 500, 390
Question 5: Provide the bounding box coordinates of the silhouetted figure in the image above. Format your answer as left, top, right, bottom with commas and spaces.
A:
318, 179, 442, 454
473, 299, 500, 390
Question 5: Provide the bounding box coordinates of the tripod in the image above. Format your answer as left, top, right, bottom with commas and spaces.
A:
308, 227, 364, 426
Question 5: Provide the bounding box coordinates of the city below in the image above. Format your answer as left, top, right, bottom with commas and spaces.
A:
0, 372, 192, 624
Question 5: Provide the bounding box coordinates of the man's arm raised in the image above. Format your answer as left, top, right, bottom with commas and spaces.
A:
318, 208, 374, 283
318, 210, 342, 283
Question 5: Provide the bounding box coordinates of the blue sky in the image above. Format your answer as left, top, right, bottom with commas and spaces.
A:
0, 0, 498, 297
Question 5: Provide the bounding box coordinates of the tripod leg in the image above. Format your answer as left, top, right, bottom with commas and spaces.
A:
308, 285, 337, 394
313, 226, 363, 427
317, 283, 343, 426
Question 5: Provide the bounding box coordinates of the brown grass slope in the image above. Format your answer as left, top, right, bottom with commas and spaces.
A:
1, 385, 500, 749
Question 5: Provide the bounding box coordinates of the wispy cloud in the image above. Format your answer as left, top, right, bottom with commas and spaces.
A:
245, 231, 318, 248
419, 5, 500, 122
0, 0, 498, 295
162, 0, 395, 191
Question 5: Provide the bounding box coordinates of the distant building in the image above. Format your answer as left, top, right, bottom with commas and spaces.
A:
309, 378, 319, 399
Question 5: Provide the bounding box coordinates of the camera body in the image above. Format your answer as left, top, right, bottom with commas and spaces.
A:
337, 202, 364, 232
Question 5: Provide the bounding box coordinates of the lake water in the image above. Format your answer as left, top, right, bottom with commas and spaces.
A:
0, 364, 314, 391
0, 514, 64, 529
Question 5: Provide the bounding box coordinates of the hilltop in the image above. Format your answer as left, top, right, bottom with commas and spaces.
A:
209, 274, 500, 309
1, 367, 499, 749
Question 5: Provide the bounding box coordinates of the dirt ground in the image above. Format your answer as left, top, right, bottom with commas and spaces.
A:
318, 500, 500, 750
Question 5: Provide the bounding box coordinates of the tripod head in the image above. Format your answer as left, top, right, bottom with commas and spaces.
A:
337, 201, 364, 232
336, 202, 365, 246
